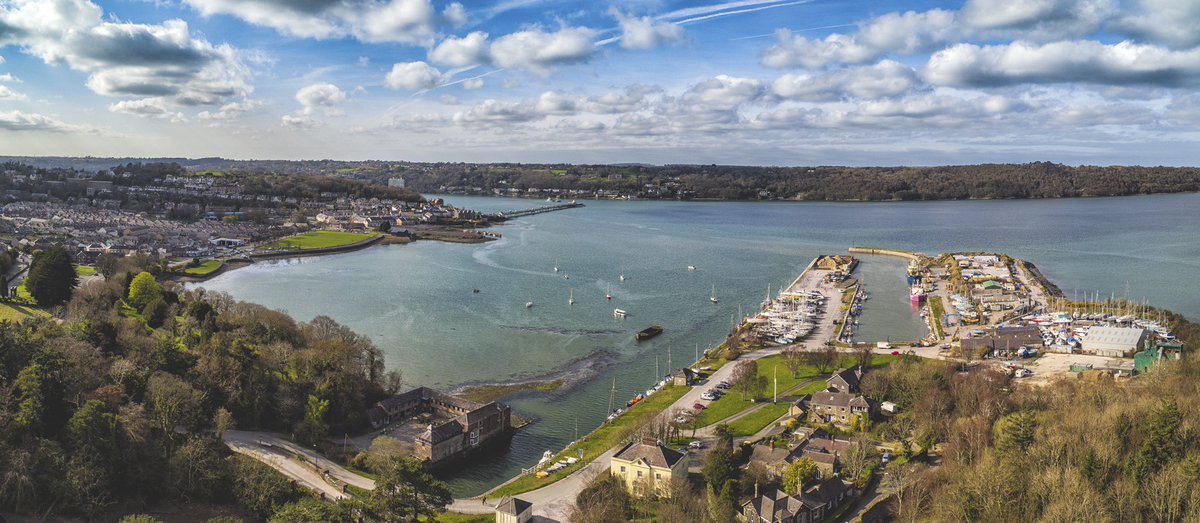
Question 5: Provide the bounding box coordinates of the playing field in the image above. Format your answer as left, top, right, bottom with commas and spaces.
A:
260, 231, 378, 251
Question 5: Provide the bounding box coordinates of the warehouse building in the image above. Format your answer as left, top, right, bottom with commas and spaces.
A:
1082, 326, 1148, 358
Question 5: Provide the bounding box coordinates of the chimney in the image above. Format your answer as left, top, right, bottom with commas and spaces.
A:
754, 481, 759, 499
641, 435, 658, 447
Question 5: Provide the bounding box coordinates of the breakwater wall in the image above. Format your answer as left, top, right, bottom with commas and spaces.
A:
848, 247, 922, 261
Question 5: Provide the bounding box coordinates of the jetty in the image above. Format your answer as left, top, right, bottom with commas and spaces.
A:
492, 202, 584, 220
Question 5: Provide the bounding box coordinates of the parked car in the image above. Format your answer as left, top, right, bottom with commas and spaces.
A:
891, 350, 900, 356
716, 381, 731, 389
693, 403, 706, 411
701, 392, 717, 401
688, 441, 705, 449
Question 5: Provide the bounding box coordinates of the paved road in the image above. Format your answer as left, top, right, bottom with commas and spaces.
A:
227, 430, 376, 491
223, 431, 351, 501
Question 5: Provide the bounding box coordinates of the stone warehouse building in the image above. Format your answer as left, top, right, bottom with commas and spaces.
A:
367, 387, 513, 467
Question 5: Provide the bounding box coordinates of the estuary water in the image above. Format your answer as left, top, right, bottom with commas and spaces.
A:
196, 193, 1200, 495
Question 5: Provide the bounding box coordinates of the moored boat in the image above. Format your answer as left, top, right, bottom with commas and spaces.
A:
635, 324, 663, 341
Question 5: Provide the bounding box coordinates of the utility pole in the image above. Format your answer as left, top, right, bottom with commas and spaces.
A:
773, 365, 778, 403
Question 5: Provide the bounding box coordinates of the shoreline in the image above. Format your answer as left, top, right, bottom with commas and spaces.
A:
427, 190, 1200, 204
170, 226, 498, 283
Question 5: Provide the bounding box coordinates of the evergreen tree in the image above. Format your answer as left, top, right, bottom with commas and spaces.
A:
26, 246, 77, 306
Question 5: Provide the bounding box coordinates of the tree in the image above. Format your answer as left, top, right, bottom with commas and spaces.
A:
143, 297, 169, 328
732, 360, 764, 400
370, 456, 452, 522
361, 436, 413, 473
269, 497, 348, 523
782, 458, 819, 495
213, 407, 235, 439
570, 472, 632, 523
993, 411, 1037, 455
1130, 399, 1185, 480
120, 515, 163, 523
26, 245, 77, 306
146, 372, 204, 443
95, 253, 119, 279
706, 480, 737, 523
168, 436, 229, 501
781, 345, 808, 378
127, 272, 163, 309
813, 345, 839, 374
702, 444, 735, 489
231, 455, 301, 519
294, 395, 330, 447
854, 344, 873, 369
840, 436, 875, 487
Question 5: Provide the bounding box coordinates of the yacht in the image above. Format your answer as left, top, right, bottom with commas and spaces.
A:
710, 284, 719, 304
613, 308, 627, 318
568, 290, 575, 306
687, 265, 697, 272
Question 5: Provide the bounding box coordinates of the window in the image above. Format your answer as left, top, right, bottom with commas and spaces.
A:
655, 473, 662, 479
637, 471, 643, 478
620, 466, 626, 473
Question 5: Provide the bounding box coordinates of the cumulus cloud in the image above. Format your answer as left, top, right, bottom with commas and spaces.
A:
762, 10, 957, 69
281, 113, 316, 128
385, 61, 445, 90
1110, 0, 1200, 48
682, 75, 764, 109
442, 2, 466, 27
295, 82, 346, 114
611, 11, 683, 51
584, 85, 660, 113
429, 32, 490, 67
0, 0, 251, 108
108, 97, 186, 121
534, 92, 579, 115
0, 84, 24, 100
771, 60, 921, 102
490, 26, 598, 75
0, 110, 86, 132
960, 0, 1115, 40
461, 78, 484, 89
452, 99, 543, 124
198, 99, 263, 121
924, 41, 1200, 87
183, 0, 447, 44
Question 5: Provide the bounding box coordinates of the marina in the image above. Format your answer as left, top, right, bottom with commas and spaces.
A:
194, 192, 1200, 496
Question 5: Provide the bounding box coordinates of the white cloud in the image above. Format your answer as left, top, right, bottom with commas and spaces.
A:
0, 73, 17, 82
534, 91, 580, 114
108, 97, 186, 121
584, 85, 660, 113
429, 32, 490, 67
0, 110, 86, 133
761, 10, 957, 69
385, 61, 445, 90
0, 84, 24, 100
682, 75, 764, 109
612, 11, 684, 51
198, 99, 263, 120
960, 0, 1115, 40
452, 99, 543, 124
183, 0, 446, 44
442, 2, 466, 27
461, 78, 484, 89
0, 1, 251, 107
1111, 0, 1200, 48
295, 82, 346, 114
771, 60, 921, 101
490, 26, 598, 75
924, 41, 1200, 87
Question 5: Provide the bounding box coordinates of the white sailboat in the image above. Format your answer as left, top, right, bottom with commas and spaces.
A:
606, 283, 612, 301
710, 284, 719, 304
619, 263, 626, 282
553, 258, 560, 273
568, 289, 575, 306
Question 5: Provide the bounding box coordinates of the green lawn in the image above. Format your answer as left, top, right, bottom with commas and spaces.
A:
727, 403, 792, 437
260, 231, 378, 251
433, 513, 494, 523
74, 265, 97, 277
488, 384, 690, 498
184, 260, 224, 276
0, 302, 50, 322
695, 354, 897, 427
929, 296, 946, 338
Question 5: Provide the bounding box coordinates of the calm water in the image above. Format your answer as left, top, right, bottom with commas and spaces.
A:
196, 193, 1200, 495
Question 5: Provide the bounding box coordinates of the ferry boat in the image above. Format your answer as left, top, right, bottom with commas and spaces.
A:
613, 308, 627, 319
635, 324, 663, 341
910, 285, 926, 303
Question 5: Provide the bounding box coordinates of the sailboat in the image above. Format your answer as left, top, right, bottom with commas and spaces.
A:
619, 264, 626, 282
710, 284, 719, 304
606, 283, 612, 301
553, 258, 560, 273
568, 289, 575, 306
526, 298, 534, 308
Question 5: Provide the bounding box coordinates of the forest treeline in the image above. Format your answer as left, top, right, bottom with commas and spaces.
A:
403, 162, 1200, 201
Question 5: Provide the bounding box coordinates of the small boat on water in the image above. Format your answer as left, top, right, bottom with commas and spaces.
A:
635, 324, 663, 341
606, 283, 612, 301
564, 273, 570, 280
626, 394, 643, 408
553, 258, 560, 273
472, 288, 480, 293
687, 265, 696, 272
710, 284, 719, 304
613, 308, 627, 319
526, 299, 534, 308
568, 289, 575, 306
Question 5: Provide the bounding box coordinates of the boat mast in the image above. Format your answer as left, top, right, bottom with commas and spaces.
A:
609, 378, 616, 413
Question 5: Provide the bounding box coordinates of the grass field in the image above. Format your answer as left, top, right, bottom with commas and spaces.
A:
75, 265, 97, 277
929, 296, 946, 338
433, 513, 495, 523
727, 403, 792, 437
0, 302, 49, 322
489, 384, 690, 498
184, 260, 224, 276
694, 354, 897, 427
260, 231, 378, 251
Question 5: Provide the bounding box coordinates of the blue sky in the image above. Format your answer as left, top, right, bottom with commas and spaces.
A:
1, 0, 1199, 165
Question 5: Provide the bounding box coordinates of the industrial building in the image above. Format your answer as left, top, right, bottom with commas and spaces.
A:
1081, 326, 1148, 358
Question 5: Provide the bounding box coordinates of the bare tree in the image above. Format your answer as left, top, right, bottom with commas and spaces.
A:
888, 462, 931, 523
781, 345, 808, 378
813, 345, 838, 375
839, 436, 875, 486
732, 360, 765, 401
855, 344, 873, 369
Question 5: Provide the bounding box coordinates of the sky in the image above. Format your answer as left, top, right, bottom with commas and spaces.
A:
1, 0, 1199, 166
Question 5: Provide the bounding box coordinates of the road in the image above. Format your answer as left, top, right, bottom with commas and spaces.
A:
223, 430, 353, 501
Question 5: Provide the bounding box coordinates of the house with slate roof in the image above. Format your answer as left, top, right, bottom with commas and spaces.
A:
610, 435, 688, 498
495, 497, 533, 523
